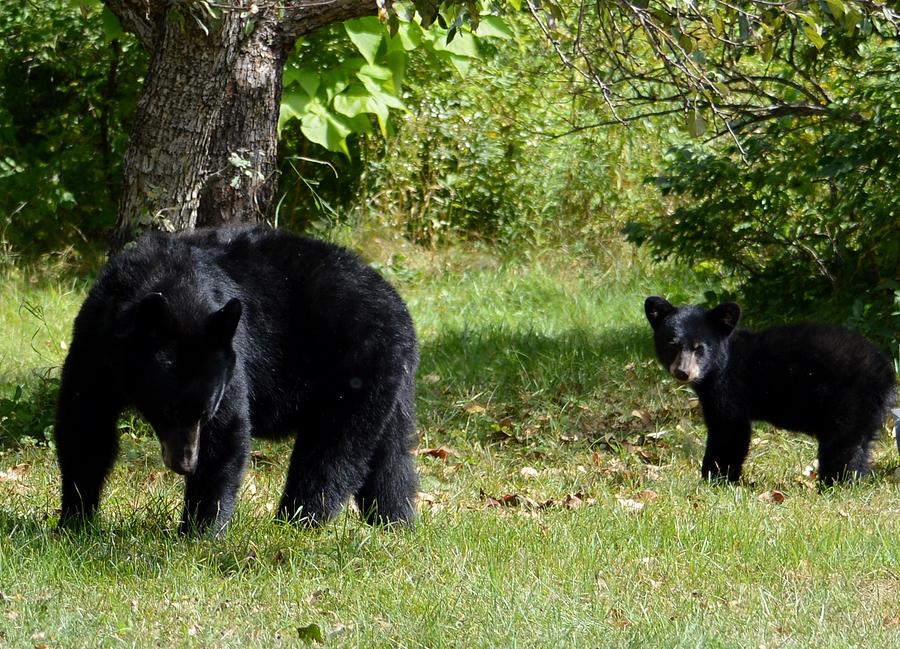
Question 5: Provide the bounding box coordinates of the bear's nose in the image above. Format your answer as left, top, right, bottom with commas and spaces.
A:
673, 368, 689, 382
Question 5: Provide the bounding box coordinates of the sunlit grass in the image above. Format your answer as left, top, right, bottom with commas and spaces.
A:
1, 243, 898, 647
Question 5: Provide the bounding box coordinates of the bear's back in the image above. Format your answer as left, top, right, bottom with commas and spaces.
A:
737, 323, 894, 431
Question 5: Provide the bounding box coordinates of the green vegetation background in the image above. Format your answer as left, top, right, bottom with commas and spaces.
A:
0, 3, 898, 646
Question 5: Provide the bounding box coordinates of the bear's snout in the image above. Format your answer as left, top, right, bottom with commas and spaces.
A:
160, 423, 201, 475
669, 352, 701, 384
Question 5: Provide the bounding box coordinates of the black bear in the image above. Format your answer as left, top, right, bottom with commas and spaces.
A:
55, 226, 419, 534
644, 296, 896, 485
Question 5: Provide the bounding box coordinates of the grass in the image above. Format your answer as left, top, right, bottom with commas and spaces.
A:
1, 243, 898, 647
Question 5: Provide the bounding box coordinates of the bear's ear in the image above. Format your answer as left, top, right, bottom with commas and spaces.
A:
645, 296, 675, 330
708, 302, 741, 336
120, 292, 171, 340
207, 298, 242, 346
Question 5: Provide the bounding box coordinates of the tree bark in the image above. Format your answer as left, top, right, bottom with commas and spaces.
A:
105, 0, 378, 250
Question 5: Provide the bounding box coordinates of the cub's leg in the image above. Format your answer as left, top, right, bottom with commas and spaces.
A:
701, 413, 752, 483
817, 432, 874, 486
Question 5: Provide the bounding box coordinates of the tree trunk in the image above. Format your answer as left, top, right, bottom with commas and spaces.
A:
105, 0, 377, 250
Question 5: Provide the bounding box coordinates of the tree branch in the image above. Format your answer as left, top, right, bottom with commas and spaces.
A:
103, 0, 163, 50
279, 0, 378, 46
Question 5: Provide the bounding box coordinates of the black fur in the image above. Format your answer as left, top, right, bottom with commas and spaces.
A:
645, 296, 896, 485
55, 226, 419, 534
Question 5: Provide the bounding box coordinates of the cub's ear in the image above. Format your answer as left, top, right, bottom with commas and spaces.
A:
708, 302, 741, 335
116, 292, 171, 339
207, 298, 242, 345
644, 296, 675, 330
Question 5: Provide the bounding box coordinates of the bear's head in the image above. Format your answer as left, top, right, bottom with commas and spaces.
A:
644, 296, 740, 385
116, 292, 243, 475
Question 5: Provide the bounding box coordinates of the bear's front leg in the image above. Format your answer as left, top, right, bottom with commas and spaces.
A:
180, 414, 251, 536
55, 344, 123, 527
701, 415, 752, 483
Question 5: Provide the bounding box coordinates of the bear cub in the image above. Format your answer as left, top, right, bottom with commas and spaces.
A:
56, 226, 419, 534
645, 296, 896, 485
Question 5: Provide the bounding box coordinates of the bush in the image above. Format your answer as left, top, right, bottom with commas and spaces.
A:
0, 3, 144, 255
624, 47, 900, 352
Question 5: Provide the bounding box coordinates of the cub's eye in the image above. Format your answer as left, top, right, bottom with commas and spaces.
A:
692, 343, 705, 355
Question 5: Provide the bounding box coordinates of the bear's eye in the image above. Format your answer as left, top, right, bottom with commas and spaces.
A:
692, 343, 705, 355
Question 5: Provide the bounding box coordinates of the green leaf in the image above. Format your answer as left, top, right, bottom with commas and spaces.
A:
824, 0, 845, 20
711, 12, 724, 37
431, 30, 479, 59
297, 623, 325, 644
296, 70, 320, 98
685, 110, 707, 138
476, 16, 514, 40
392, 21, 423, 51
280, 91, 311, 120
100, 6, 123, 41
320, 68, 351, 101
334, 85, 389, 122
802, 26, 825, 50
301, 110, 353, 157
447, 54, 473, 77
344, 17, 383, 66
800, 14, 825, 49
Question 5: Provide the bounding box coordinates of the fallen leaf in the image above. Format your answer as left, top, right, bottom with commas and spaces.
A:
464, 404, 485, 414
423, 373, 441, 384
631, 409, 651, 425
0, 463, 30, 482
610, 608, 631, 628
416, 491, 436, 505
633, 489, 658, 503
416, 446, 460, 460
757, 490, 786, 504
803, 459, 819, 479
479, 489, 538, 509
884, 615, 900, 627
561, 492, 596, 508
519, 466, 539, 479
297, 623, 325, 644
616, 497, 645, 513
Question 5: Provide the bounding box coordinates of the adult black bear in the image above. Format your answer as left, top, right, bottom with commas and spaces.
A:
55, 227, 419, 534
644, 296, 896, 485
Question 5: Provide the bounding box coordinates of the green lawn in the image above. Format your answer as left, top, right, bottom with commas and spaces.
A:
1, 245, 898, 647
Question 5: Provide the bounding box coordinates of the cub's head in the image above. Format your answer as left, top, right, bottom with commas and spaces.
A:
644, 296, 740, 385
116, 293, 243, 475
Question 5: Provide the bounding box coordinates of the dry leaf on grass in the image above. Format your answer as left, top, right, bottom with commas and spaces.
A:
416, 446, 460, 460
464, 404, 485, 415
519, 466, 539, 479
0, 463, 30, 482
633, 489, 658, 503
480, 489, 539, 509
883, 616, 900, 627
616, 497, 645, 513
631, 409, 651, 426
479, 489, 595, 510
417, 491, 437, 506
297, 623, 325, 644
757, 490, 786, 504
616, 489, 658, 514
